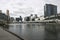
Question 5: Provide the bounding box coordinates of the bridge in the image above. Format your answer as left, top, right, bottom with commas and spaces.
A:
45, 14, 60, 20
12, 20, 60, 24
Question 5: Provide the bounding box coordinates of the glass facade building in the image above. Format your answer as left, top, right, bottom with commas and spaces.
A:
44, 4, 57, 17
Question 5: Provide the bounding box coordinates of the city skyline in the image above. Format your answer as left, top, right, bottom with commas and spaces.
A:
0, 0, 60, 18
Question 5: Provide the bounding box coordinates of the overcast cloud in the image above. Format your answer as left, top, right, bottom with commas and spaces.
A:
0, 0, 60, 18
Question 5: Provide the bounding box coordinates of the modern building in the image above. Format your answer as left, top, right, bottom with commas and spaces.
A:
0, 10, 2, 13
16, 16, 23, 22
24, 16, 30, 21
16, 18, 20, 22
10, 17, 14, 22
24, 14, 39, 21
6, 10, 9, 16
44, 4, 57, 17
0, 13, 8, 21
0, 13, 10, 24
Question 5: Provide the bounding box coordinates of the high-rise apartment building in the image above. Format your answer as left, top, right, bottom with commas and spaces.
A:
44, 4, 57, 17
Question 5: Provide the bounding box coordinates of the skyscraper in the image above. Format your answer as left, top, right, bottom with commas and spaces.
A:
6, 10, 9, 16
44, 4, 57, 17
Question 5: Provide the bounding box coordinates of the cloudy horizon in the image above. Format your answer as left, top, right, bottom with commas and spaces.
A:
0, 0, 60, 18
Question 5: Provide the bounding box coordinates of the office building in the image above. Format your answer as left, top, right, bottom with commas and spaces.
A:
44, 4, 57, 17
6, 10, 9, 16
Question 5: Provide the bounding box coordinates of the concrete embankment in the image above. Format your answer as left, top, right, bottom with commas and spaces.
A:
0, 27, 21, 40
4, 29, 24, 40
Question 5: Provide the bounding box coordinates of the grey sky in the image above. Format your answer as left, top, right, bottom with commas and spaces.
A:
0, 0, 60, 18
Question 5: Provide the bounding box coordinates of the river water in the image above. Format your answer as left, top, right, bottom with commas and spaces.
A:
3, 23, 60, 40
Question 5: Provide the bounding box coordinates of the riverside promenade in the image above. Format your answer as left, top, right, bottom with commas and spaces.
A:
0, 27, 21, 40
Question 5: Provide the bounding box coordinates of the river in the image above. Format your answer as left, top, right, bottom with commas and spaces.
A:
3, 23, 60, 40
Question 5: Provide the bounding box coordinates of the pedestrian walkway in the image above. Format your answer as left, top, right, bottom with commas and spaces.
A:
0, 27, 21, 40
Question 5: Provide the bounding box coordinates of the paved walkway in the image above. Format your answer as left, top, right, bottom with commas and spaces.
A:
0, 28, 21, 40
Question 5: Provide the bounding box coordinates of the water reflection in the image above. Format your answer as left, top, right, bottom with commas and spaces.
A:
2, 23, 60, 40
45, 24, 57, 32
8, 23, 45, 40
44, 24, 60, 40
45, 24, 57, 40
45, 30, 57, 40
1, 25, 9, 30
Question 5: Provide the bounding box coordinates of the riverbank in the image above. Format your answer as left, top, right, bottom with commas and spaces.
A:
0, 27, 21, 40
